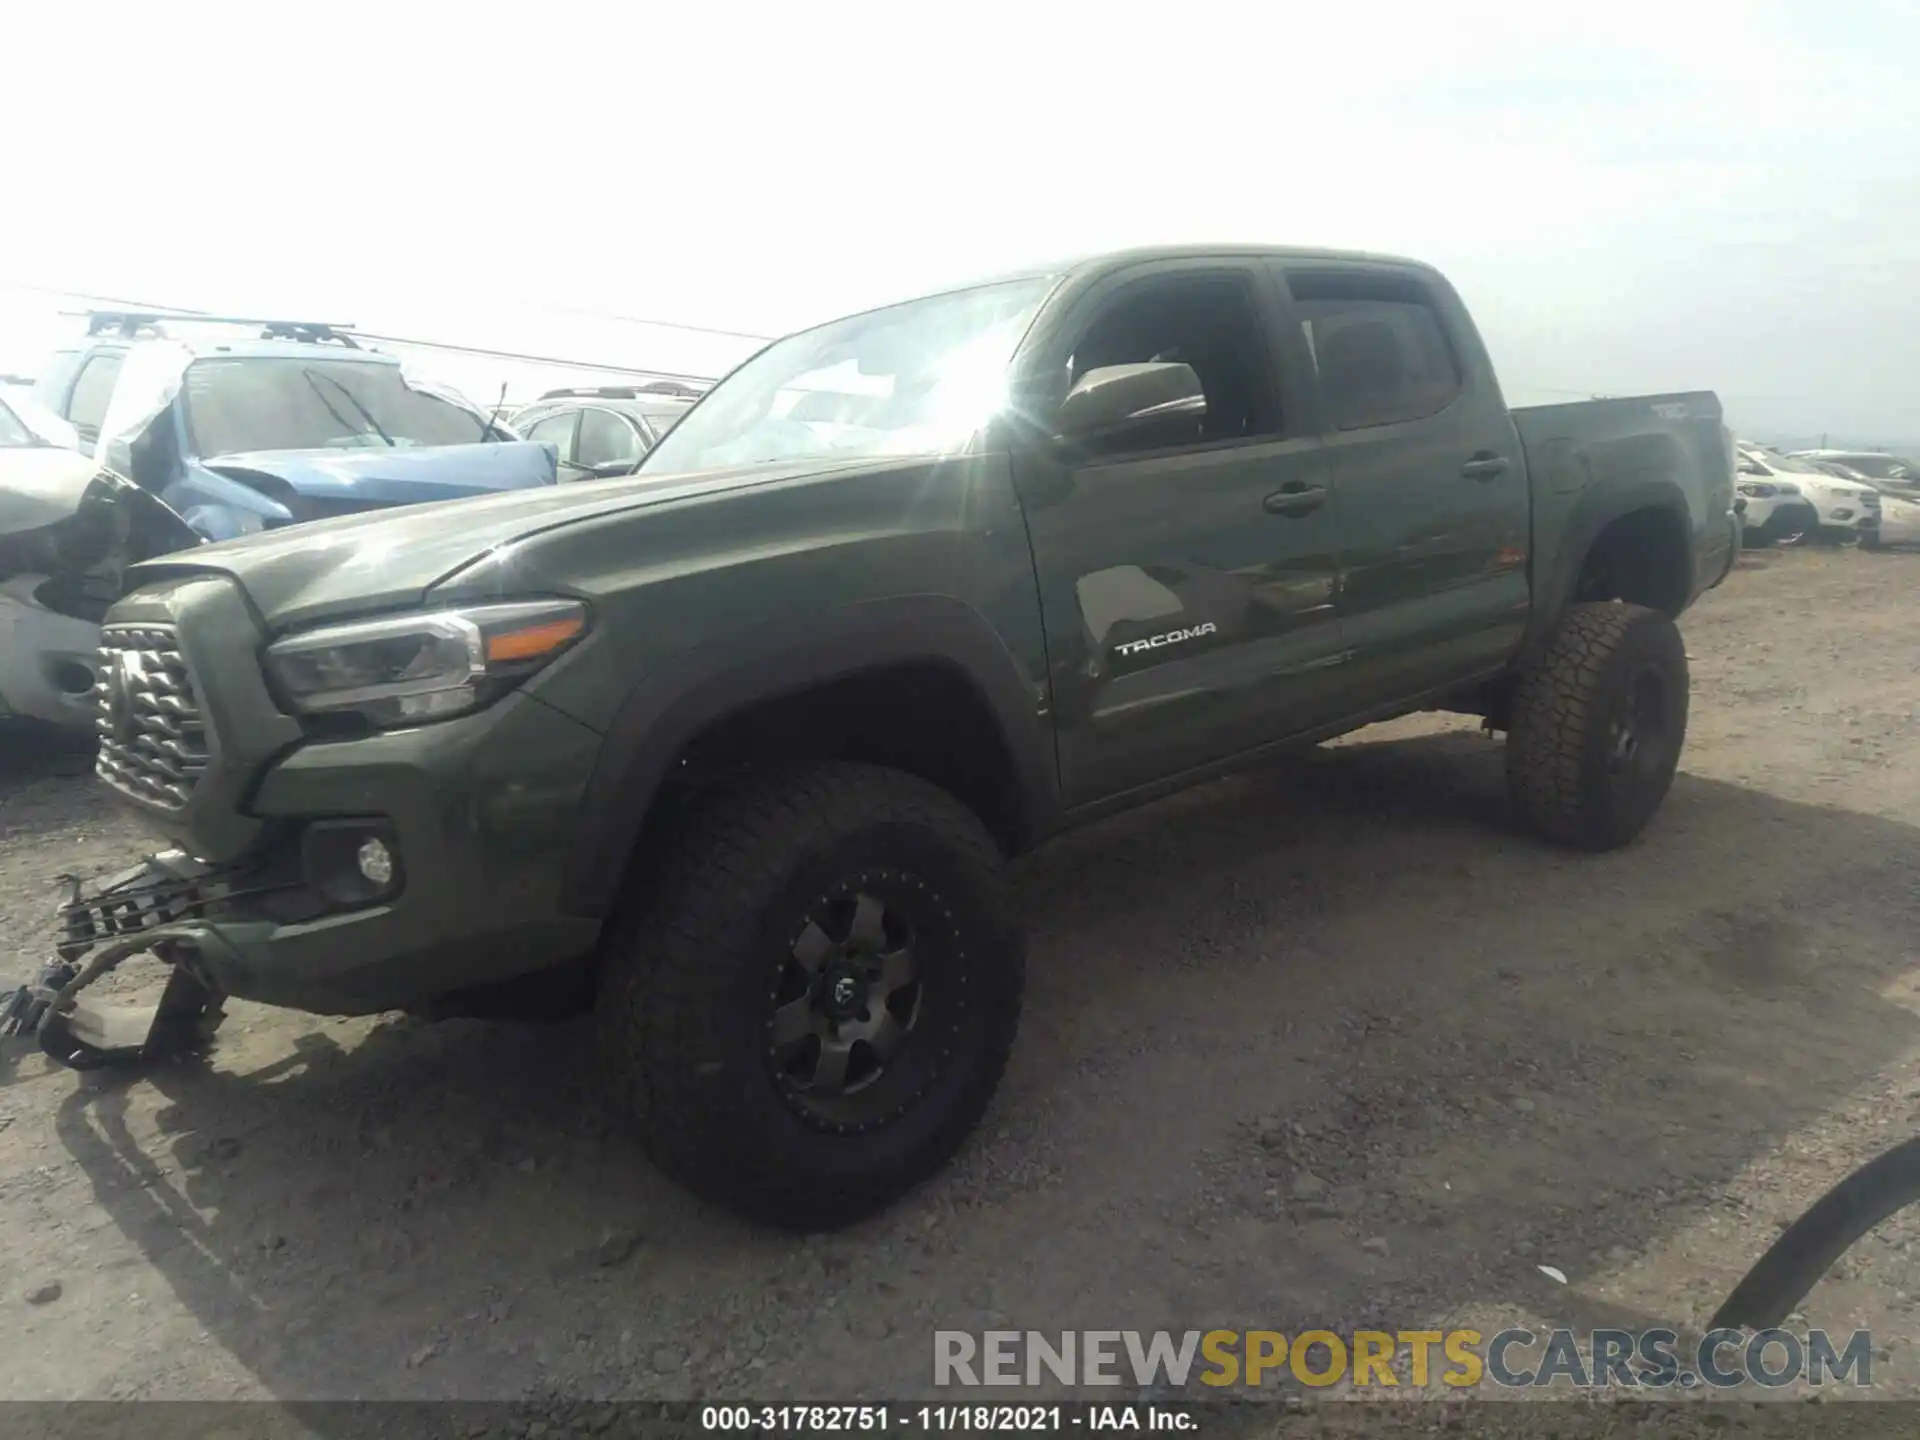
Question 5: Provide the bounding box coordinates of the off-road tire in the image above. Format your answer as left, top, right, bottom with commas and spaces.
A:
596, 761, 1023, 1230
1505, 602, 1689, 852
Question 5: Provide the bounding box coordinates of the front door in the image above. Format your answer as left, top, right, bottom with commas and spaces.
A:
1007, 260, 1347, 808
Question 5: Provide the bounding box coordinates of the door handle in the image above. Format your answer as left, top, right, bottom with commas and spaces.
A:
1462, 453, 1510, 482
1264, 481, 1327, 517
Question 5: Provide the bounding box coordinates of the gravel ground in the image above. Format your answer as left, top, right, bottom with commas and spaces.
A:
5, 546, 1920, 1418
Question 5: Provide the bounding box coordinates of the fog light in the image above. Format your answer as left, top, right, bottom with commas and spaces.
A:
302, 820, 402, 909
357, 837, 395, 887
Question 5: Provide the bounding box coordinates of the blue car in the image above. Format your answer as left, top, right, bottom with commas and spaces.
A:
31, 313, 558, 542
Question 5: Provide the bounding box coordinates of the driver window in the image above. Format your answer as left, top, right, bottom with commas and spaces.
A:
1063, 273, 1280, 456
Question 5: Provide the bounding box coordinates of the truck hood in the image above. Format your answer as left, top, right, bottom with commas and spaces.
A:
121, 455, 902, 632
1789, 472, 1874, 500
1818, 475, 1876, 498
200, 439, 558, 505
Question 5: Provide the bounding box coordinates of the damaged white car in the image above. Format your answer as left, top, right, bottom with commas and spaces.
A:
0, 393, 198, 729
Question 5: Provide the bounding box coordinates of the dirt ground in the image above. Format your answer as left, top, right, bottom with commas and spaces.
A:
6, 547, 1920, 1413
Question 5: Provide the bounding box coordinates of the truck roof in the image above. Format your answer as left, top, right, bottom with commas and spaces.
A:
812, 245, 1445, 339
1070, 242, 1439, 272
961, 243, 1440, 290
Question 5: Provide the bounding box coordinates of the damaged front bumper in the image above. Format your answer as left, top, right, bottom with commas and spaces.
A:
0, 852, 259, 1068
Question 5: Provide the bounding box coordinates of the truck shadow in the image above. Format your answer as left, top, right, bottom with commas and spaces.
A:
47, 727, 1920, 1403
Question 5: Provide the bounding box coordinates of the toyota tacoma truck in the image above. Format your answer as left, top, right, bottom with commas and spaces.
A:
32, 246, 1738, 1228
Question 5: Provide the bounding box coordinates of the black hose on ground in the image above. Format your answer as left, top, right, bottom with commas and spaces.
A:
1710, 1136, 1920, 1332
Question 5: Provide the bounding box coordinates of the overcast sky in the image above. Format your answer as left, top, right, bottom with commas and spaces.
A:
3, 0, 1916, 442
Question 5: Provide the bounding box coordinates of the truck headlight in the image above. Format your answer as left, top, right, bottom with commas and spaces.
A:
265, 599, 587, 726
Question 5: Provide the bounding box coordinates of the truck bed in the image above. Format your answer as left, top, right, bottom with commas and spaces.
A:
1511, 389, 1736, 612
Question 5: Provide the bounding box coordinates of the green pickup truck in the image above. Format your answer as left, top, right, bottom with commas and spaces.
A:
54, 246, 1738, 1227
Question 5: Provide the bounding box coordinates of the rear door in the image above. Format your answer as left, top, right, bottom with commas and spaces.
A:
1007, 258, 1346, 807
1270, 262, 1530, 704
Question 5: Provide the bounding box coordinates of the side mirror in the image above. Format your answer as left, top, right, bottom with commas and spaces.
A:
1054, 363, 1206, 455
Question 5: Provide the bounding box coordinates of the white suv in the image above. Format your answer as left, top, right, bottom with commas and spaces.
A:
1737, 446, 1879, 545
1735, 447, 1818, 546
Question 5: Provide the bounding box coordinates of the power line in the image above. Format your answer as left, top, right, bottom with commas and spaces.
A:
3, 278, 770, 346
533, 301, 771, 343
1, 282, 207, 315
348, 330, 719, 386
4, 282, 721, 386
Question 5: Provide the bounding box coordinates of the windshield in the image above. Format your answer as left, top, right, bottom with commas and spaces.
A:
1763, 452, 1826, 476
639, 277, 1057, 474
181, 357, 500, 457
1825, 454, 1906, 479
0, 396, 38, 448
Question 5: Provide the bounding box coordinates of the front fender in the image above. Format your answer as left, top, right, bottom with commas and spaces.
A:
161, 462, 296, 541
557, 595, 1059, 918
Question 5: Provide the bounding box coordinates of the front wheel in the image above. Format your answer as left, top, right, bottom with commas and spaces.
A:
1762, 508, 1815, 547
1505, 602, 1689, 851
595, 761, 1024, 1229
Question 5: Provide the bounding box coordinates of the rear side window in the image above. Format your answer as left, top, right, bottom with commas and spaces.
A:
66, 353, 125, 436
1286, 272, 1461, 431
524, 410, 579, 464
577, 408, 646, 466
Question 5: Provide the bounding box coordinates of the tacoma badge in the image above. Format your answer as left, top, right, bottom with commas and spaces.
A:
1114, 622, 1218, 657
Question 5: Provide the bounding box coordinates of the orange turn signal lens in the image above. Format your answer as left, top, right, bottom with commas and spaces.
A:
485, 615, 585, 664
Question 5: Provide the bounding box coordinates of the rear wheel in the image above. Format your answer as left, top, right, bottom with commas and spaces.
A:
595, 762, 1023, 1229
1505, 602, 1689, 851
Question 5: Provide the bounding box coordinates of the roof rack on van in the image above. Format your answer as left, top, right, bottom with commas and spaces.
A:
535, 380, 706, 402
74, 311, 362, 347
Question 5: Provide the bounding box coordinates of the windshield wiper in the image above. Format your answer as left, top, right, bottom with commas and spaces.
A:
302, 367, 395, 447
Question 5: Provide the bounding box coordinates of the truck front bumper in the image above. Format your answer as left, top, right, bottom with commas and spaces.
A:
87, 690, 607, 1017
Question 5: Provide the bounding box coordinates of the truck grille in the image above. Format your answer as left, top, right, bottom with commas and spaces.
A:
94, 625, 209, 809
